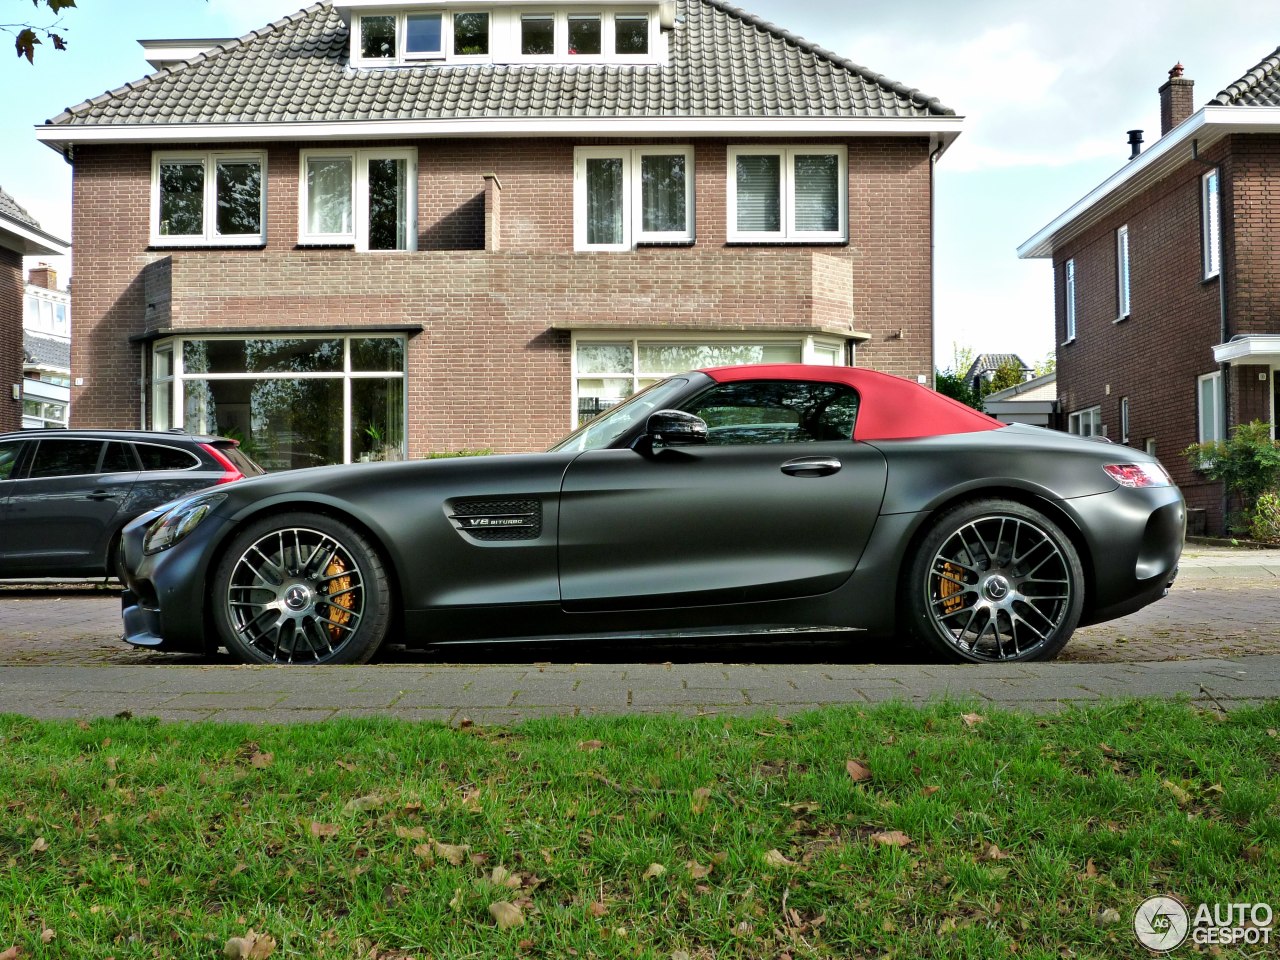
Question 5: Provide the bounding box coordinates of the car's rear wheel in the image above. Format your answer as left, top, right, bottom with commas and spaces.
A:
904, 499, 1084, 663
211, 512, 392, 665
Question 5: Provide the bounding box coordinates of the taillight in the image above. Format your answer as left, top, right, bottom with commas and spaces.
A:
1103, 462, 1171, 488
200, 442, 245, 484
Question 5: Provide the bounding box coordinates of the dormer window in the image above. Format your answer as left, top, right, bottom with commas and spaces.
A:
347, 5, 661, 67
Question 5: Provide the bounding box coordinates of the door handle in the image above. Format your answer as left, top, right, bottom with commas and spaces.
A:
780, 457, 842, 478
86, 490, 113, 501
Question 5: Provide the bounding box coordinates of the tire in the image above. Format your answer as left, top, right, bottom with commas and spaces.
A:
211, 511, 392, 665
903, 499, 1084, 663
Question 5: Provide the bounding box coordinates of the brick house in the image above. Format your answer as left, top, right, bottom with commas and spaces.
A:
1019, 56, 1280, 534
36, 0, 960, 467
0, 188, 70, 434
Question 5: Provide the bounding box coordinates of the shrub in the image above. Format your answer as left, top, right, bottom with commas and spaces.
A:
1248, 490, 1280, 544
1184, 420, 1280, 507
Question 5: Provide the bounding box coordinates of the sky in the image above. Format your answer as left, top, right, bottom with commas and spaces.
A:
2, 0, 1278, 369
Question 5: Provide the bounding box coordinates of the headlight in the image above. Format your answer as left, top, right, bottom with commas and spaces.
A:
144, 492, 227, 555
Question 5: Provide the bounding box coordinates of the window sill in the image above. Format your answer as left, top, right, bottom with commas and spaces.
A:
1113, 314, 1130, 324
634, 239, 696, 248
724, 239, 848, 247
295, 242, 357, 250
1061, 337, 1076, 347
148, 241, 266, 251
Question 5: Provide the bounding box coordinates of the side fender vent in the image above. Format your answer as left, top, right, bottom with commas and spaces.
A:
449, 498, 542, 541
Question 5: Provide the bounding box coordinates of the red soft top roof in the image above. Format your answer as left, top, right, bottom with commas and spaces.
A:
700, 364, 1004, 441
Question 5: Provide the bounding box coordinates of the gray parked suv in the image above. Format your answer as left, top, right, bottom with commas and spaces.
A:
0, 430, 263, 580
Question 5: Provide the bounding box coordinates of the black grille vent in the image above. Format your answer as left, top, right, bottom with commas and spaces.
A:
450, 498, 542, 541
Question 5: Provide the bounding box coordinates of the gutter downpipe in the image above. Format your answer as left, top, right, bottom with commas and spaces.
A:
1194, 138, 1231, 531
929, 136, 944, 389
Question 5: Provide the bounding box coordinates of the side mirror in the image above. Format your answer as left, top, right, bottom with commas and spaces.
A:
646, 409, 708, 446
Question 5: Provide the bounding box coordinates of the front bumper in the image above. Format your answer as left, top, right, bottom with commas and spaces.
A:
119, 508, 232, 653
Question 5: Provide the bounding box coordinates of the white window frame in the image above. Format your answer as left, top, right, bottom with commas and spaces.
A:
727, 145, 848, 243
1063, 258, 1077, 343
298, 148, 417, 252
573, 146, 695, 251
569, 332, 847, 428
1119, 396, 1130, 445
156, 334, 409, 465
1202, 168, 1221, 280
1197, 371, 1224, 445
1068, 406, 1102, 438
151, 151, 266, 247
1115, 224, 1131, 321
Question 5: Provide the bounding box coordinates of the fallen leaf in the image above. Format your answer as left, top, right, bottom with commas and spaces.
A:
458, 717, 474, 729
734, 921, 754, 934
1096, 908, 1122, 927
250, 752, 273, 769
489, 902, 524, 930
961, 713, 985, 728
29, 837, 48, 854
578, 739, 604, 751
1162, 779, 1193, 806
395, 826, 427, 841
671, 952, 692, 960
588, 901, 608, 918
0, 948, 20, 960
334, 759, 358, 772
642, 863, 666, 879
788, 802, 820, 815
309, 822, 340, 838
39, 930, 54, 945
412, 843, 435, 863
1082, 859, 1099, 879
763, 849, 797, 869
690, 787, 712, 815
223, 930, 277, 959
845, 759, 873, 783
921, 785, 941, 797
490, 866, 523, 889
685, 860, 712, 879
460, 788, 483, 812
433, 840, 470, 866
978, 844, 1009, 862
1267, 728, 1277, 738
939, 917, 958, 933
342, 795, 384, 815
870, 831, 912, 847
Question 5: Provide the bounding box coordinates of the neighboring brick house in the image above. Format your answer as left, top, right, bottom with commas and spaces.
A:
36, 0, 960, 467
0, 188, 70, 434
1019, 56, 1280, 534
22, 265, 72, 429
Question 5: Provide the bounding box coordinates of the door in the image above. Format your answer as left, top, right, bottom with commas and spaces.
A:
558, 378, 888, 610
2, 438, 140, 576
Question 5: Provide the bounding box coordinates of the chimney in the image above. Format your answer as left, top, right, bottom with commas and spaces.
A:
27, 264, 57, 290
1159, 62, 1194, 135
1127, 129, 1144, 159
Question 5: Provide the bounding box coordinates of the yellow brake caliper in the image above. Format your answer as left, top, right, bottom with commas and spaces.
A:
940, 561, 965, 615
324, 558, 355, 639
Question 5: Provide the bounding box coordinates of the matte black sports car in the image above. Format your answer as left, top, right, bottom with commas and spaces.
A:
119, 365, 1184, 665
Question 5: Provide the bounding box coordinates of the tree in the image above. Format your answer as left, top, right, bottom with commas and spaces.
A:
934, 343, 981, 410
5, 0, 76, 63
985, 357, 1027, 395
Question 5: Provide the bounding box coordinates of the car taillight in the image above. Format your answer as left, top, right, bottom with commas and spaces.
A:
200, 442, 245, 484
1103, 462, 1172, 488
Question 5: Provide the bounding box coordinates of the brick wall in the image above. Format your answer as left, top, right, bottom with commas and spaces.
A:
1053, 140, 1227, 527
0, 247, 20, 432
69, 135, 935, 450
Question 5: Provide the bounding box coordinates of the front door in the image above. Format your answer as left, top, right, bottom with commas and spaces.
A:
558, 378, 888, 610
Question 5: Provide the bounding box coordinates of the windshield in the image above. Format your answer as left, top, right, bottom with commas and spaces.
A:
550, 378, 691, 453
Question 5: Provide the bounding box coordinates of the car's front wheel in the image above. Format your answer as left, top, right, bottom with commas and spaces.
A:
211, 512, 392, 664
904, 499, 1084, 663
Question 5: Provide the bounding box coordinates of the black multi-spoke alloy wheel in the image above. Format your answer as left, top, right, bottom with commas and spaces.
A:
212, 512, 392, 664
905, 499, 1084, 663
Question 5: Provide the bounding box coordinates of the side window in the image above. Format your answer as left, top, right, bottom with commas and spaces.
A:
101, 442, 139, 474
0, 440, 22, 480
683, 381, 859, 445
136, 443, 200, 471
28, 439, 105, 479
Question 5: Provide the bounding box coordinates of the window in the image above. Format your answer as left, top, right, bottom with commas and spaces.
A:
153, 152, 265, 246
153, 335, 407, 468
1119, 396, 1130, 444
1064, 258, 1077, 342
359, 14, 396, 59
521, 14, 555, 55
300, 149, 417, 251
614, 14, 648, 54
1116, 224, 1130, 320
1197, 371, 1224, 444
0, 440, 22, 480
683, 380, 859, 445
453, 12, 489, 55
572, 335, 844, 425
405, 12, 444, 57
28, 439, 105, 478
574, 147, 694, 250
1068, 406, 1102, 438
136, 443, 200, 471
728, 146, 847, 242
568, 14, 602, 55
1202, 168, 1221, 279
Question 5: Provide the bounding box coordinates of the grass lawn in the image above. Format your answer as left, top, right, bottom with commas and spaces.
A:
1, 699, 1277, 959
